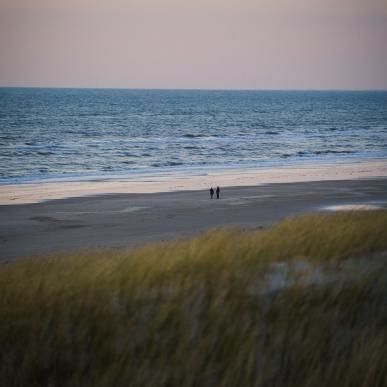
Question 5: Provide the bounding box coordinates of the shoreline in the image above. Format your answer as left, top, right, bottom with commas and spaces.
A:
0, 159, 386, 205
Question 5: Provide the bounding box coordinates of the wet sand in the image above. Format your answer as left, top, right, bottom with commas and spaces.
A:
1, 178, 387, 261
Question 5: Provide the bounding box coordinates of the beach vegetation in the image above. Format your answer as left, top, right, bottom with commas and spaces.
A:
1, 211, 387, 386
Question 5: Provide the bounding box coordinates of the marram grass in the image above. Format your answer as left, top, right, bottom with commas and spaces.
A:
1, 211, 387, 387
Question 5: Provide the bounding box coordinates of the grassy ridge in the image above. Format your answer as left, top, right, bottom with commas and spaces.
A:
1, 211, 387, 386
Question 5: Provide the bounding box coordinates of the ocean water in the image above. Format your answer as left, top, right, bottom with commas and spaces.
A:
0, 88, 386, 184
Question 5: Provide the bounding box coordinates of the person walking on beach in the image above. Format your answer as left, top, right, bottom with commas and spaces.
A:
210, 187, 214, 199
216, 186, 220, 199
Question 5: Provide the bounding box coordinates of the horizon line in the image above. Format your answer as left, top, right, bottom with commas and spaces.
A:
1, 85, 387, 92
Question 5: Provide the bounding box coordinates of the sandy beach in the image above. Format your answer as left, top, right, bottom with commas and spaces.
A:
0, 160, 386, 206
1, 167, 387, 261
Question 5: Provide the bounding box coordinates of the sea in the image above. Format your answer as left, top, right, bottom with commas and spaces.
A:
0, 88, 386, 184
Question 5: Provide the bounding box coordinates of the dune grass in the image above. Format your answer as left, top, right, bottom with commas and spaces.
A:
1, 211, 387, 386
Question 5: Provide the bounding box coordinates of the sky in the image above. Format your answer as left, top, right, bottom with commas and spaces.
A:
0, 0, 387, 90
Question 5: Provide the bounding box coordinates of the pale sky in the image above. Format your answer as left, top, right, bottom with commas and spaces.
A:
1, 0, 386, 90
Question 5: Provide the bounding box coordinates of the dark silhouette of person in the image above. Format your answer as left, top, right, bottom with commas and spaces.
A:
216, 186, 220, 199
210, 187, 214, 199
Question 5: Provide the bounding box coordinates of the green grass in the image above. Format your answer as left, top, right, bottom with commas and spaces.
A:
1, 211, 387, 387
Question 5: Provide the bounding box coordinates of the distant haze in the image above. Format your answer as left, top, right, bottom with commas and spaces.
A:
1, 0, 386, 90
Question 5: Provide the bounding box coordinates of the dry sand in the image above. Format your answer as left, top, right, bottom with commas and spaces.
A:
1, 175, 386, 261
